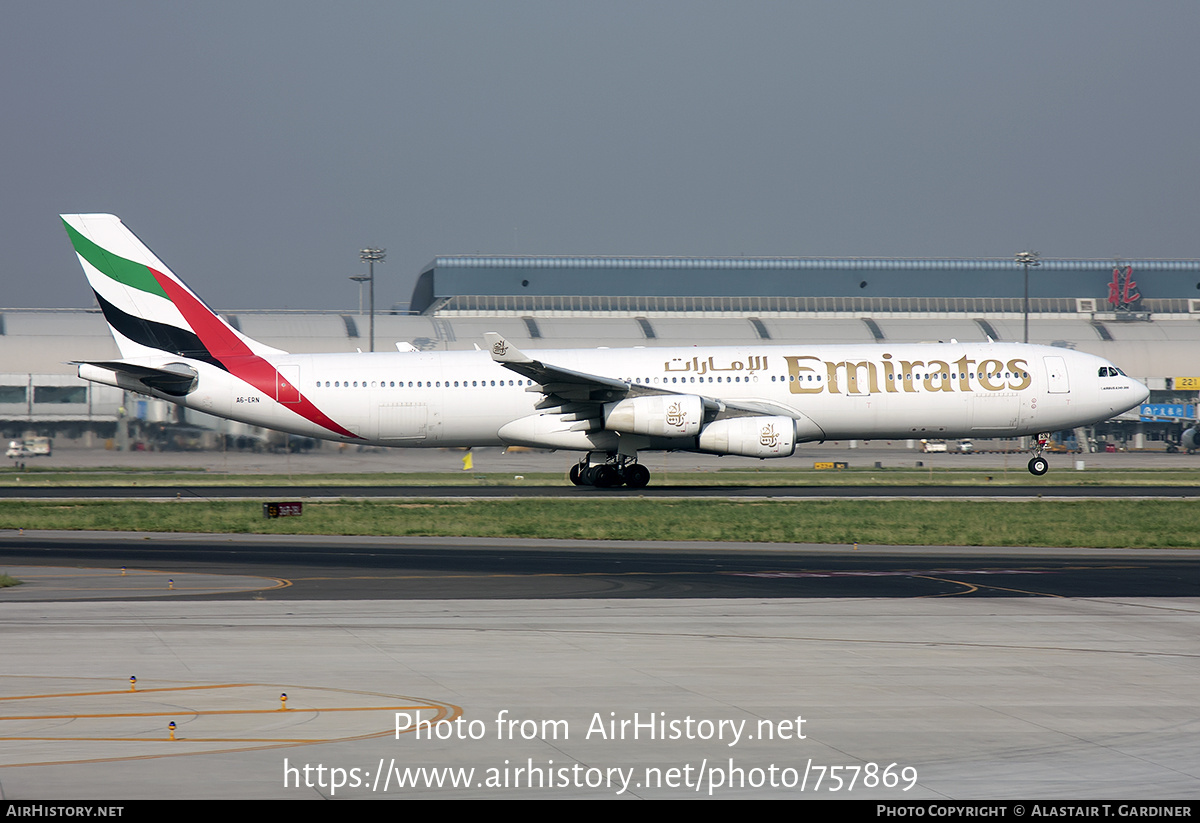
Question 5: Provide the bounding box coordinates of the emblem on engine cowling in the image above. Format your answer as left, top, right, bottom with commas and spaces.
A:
760, 422, 780, 448
665, 401, 687, 428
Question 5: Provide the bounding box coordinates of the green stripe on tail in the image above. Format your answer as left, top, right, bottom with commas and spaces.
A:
62, 219, 168, 299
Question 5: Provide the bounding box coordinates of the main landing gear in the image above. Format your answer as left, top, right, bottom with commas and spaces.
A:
1027, 432, 1051, 476
568, 454, 651, 489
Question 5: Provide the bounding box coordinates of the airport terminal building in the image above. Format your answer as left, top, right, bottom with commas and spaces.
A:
4, 255, 1199, 451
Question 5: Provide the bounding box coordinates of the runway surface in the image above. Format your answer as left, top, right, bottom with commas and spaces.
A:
3, 531, 1198, 799
3, 483, 1198, 499
1, 531, 1198, 600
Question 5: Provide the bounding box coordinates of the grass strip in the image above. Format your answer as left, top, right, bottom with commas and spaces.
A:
1, 499, 1196, 548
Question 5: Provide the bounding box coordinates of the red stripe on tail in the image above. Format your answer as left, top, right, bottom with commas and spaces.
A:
150, 269, 360, 439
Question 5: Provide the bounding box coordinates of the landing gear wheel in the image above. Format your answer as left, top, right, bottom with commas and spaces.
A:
1028, 456, 1049, 476
622, 463, 651, 489
571, 451, 644, 489
590, 464, 622, 488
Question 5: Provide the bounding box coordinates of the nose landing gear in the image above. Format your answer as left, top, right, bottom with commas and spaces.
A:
1027, 433, 1051, 476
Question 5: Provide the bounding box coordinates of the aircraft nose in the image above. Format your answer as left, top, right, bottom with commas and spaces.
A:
1133, 379, 1150, 405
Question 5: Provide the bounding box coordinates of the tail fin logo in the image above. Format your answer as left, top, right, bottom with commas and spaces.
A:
63, 214, 359, 440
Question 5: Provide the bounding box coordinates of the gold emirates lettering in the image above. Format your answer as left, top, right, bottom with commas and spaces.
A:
783, 355, 1031, 395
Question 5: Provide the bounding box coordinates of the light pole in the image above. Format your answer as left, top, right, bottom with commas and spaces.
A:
348, 274, 369, 315
1015, 250, 1040, 344
358, 247, 386, 352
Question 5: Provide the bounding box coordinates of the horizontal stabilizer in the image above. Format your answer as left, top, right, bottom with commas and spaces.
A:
75, 360, 198, 397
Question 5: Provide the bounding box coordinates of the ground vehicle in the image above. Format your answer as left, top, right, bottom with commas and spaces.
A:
5, 437, 51, 458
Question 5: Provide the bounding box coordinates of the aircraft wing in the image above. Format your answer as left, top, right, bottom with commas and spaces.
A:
484, 332, 789, 420
485, 332, 632, 400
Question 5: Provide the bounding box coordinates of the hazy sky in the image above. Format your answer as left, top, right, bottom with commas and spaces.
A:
4, 1, 1199, 310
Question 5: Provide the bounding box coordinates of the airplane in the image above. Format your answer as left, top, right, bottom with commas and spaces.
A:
62, 213, 1151, 488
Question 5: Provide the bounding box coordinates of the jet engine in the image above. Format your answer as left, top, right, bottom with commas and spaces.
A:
603, 395, 704, 438
698, 415, 796, 458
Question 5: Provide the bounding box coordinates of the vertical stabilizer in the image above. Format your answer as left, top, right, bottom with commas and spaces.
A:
62, 213, 284, 363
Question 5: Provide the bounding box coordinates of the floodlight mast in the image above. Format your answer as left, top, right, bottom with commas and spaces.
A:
358, 247, 386, 352
1015, 250, 1040, 344
348, 274, 369, 315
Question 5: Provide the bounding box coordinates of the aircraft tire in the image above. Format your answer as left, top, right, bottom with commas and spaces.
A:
1027, 456, 1049, 476
569, 464, 587, 486
622, 464, 651, 489
591, 465, 622, 488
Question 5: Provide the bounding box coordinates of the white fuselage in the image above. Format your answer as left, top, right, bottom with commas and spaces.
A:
149, 341, 1147, 450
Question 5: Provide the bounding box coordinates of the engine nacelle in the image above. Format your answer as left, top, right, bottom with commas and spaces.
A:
1183, 427, 1200, 453
603, 395, 703, 438
698, 415, 796, 458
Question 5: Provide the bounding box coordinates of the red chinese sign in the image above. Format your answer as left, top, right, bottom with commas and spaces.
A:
1107, 266, 1140, 309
